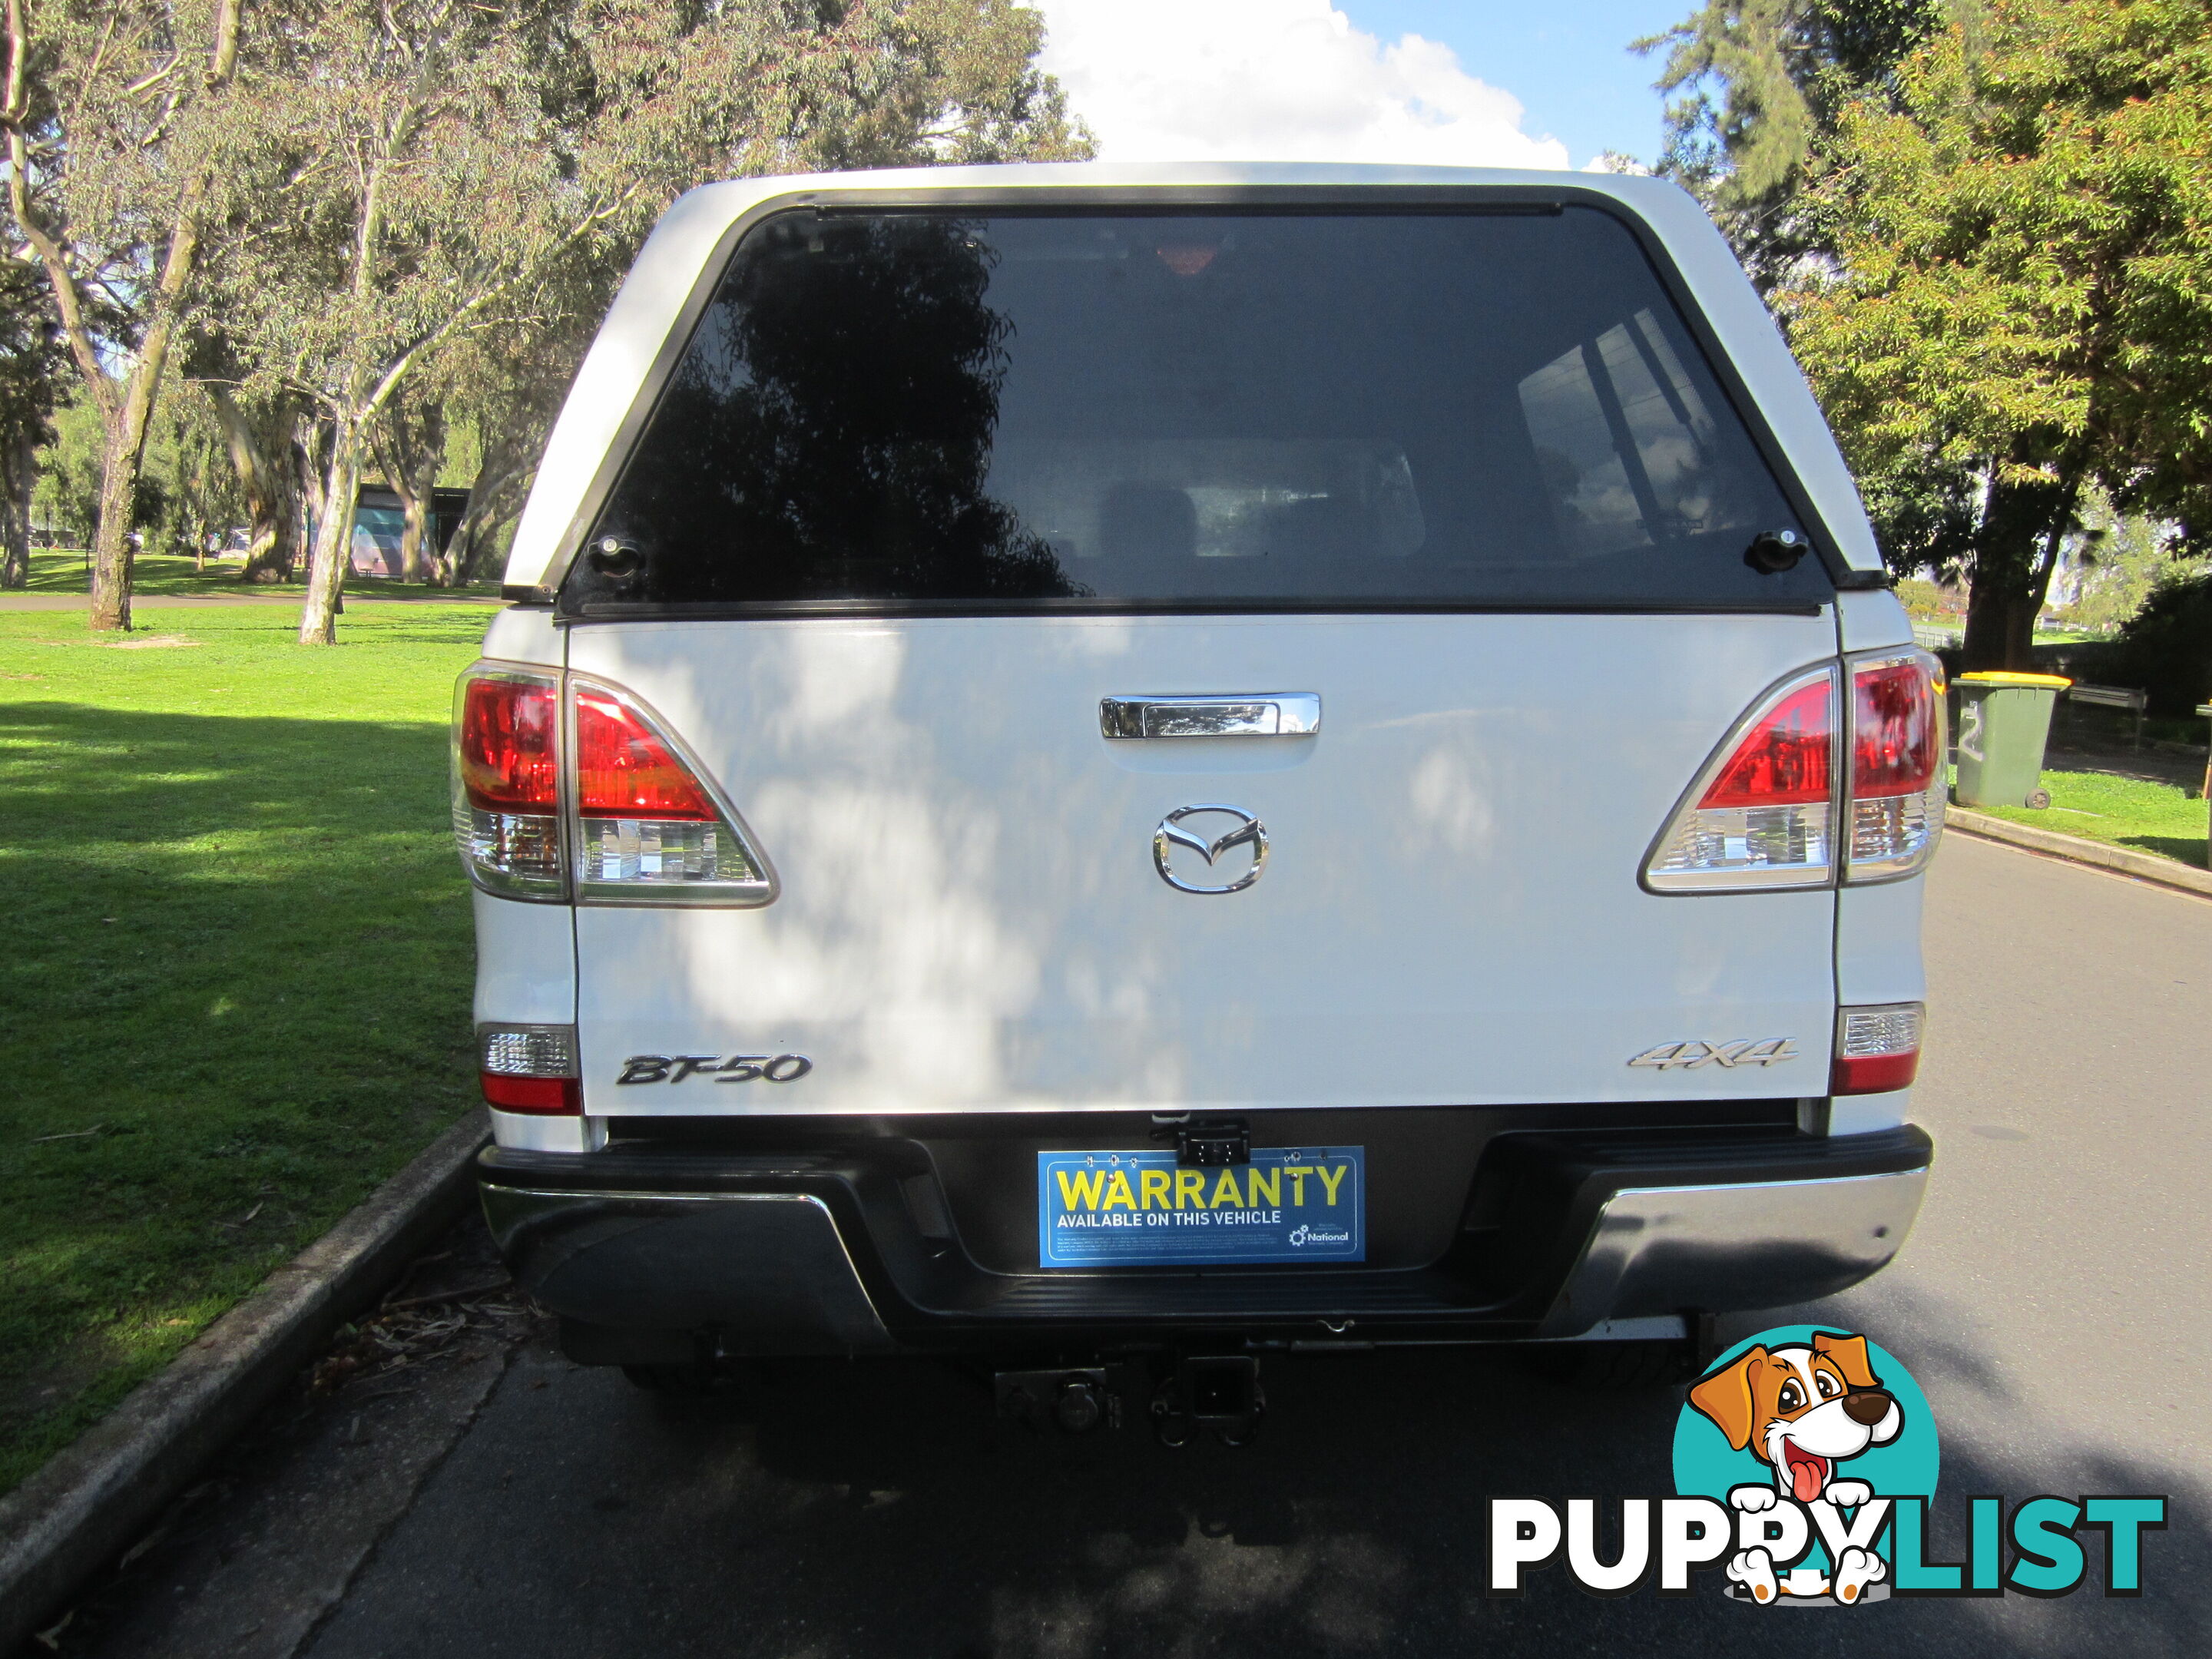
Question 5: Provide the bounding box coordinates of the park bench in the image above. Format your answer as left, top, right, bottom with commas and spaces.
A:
2065, 682, 2148, 750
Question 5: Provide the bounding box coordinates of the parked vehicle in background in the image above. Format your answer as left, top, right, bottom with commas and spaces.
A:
452, 164, 1942, 1436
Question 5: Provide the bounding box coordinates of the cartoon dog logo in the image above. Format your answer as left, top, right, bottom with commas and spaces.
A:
1687, 1330, 1904, 1604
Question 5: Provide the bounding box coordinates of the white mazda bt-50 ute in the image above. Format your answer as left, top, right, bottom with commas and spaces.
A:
455, 163, 1939, 1430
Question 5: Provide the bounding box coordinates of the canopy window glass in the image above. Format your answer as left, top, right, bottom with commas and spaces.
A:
569, 207, 1821, 611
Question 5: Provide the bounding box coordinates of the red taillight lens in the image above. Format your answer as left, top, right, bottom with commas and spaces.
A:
1698, 679, 1834, 808
459, 675, 558, 811
1646, 667, 1838, 891
1831, 1051, 1919, 1094
478, 1025, 581, 1114
454, 667, 565, 899
1831, 1002, 1923, 1094
1843, 651, 1947, 882
479, 1072, 581, 1114
575, 688, 717, 820
1853, 659, 1939, 798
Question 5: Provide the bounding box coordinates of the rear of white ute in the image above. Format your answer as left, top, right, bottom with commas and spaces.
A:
457, 164, 1935, 1410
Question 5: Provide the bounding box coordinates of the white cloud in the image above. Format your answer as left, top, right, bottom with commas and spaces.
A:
1032, 0, 1572, 171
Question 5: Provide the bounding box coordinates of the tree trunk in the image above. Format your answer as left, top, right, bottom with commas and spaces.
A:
298, 416, 362, 644
0, 432, 28, 589
211, 387, 300, 582
449, 434, 532, 584
286, 413, 326, 578
1960, 472, 2079, 672
88, 422, 142, 631
376, 401, 445, 584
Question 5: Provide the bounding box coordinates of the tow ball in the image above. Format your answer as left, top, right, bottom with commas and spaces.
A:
994, 1366, 1130, 1435
992, 1355, 1265, 1447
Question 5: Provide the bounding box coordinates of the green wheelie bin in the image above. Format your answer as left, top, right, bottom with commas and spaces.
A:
1953, 671, 2071, 809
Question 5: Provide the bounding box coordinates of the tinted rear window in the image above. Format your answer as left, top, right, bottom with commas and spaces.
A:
565, 207, 1830, 612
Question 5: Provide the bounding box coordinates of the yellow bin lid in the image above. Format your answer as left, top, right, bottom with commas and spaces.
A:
1955, 671, 2072, 687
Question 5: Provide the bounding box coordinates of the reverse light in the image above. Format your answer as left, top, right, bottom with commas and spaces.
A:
453, 667, 563, 899
569, 678, 776, 903
1846, 652, 1946, 882
478, 1023, 581, 1114
1645, 667, 1837, 891
1831, 1002, 1923, 1095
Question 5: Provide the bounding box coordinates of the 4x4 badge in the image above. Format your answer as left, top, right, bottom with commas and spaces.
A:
1153, 805, 1268, 894
1628, 1039, 1800, 1070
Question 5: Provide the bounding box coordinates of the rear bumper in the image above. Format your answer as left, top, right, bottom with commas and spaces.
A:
477, 1121, 1932, 1356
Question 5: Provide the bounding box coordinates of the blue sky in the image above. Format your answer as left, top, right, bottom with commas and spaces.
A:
1035, 1, 1690, 174
1341, 3, 1684, 165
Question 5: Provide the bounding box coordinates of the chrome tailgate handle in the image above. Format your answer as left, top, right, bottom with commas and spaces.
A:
1100, 694, 1322, 740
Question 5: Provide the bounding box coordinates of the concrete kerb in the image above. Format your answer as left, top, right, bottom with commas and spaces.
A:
1945, 807, 2212, 899
0, 1108, 491, 1651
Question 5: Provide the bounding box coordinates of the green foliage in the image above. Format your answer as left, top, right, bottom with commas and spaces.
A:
2052, 498, 2204, 637
1640, 0, 1945, 276
2104, 566, 2212, 717
1895, 575, 1961, 621
1776, 1, 2212, 667
0, 604, 498, 1493
30, 399, 103, 545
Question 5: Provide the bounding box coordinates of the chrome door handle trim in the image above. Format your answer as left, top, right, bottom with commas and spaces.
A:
1099, 694, 1322, 740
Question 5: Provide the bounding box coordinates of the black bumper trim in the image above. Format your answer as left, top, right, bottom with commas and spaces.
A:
476, 1121, 1932, 1352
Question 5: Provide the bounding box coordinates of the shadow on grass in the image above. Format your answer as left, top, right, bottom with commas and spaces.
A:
0, 702, 480, 1492
2118, 835, 2209, 868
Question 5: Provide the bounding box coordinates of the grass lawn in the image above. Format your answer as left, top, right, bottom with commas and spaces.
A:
19, 547, 500, 602
1962, 768, 2210, 868
0, 601, 500, 1494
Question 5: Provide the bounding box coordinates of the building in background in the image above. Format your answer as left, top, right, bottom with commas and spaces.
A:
349, 485, 472, 578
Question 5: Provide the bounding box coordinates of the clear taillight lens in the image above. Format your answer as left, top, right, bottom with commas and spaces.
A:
1645, 667, 1838, 891
570, 679, 774, 904
1846, 652, 1946, 882
478, 1023, 581, 1114
453, 667, 564, 899
1832, 1002, 1923, 1094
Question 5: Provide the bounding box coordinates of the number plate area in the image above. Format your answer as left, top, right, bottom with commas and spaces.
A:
1036, 1147, 1366, 1268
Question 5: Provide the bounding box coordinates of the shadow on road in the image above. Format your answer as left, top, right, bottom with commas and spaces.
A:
298, 1311, 2204, 1659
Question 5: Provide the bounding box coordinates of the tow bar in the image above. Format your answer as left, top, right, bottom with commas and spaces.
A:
995, 1353, 1264, 1447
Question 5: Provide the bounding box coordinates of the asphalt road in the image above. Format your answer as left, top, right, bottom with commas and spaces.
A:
58, 831, 2212, 1658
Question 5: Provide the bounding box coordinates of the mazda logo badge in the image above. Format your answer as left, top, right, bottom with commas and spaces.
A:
1153, 805, 1268, 894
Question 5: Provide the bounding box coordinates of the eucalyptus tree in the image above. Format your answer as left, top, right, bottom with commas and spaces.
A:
1, 0, 254, 628
216, 0, 1088, 645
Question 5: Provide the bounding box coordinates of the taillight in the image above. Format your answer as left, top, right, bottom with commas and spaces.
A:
1645, 648, 1949, 893
1846, 652, 1946, 882
1832, 1002, 1923, 1094
568, 677, 774, 903
452, 663, 777, 906
1645, 667, 1838, 891
479, 1024, 580, 1114
453, 667, 563, 899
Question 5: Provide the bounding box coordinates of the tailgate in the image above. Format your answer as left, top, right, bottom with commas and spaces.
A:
568, 609, 1837, 1112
